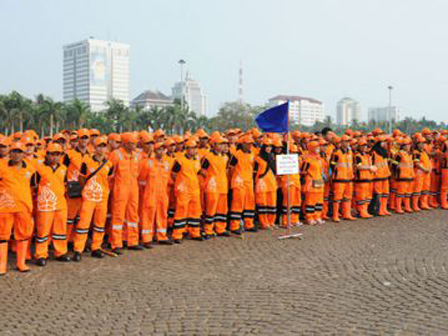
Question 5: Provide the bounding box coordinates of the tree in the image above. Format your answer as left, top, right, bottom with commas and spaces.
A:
38, 96, 63, 137
105, 99, 130, 133
64, 99, 91, 129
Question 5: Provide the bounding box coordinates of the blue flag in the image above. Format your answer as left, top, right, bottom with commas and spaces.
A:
255, 102, 288, 133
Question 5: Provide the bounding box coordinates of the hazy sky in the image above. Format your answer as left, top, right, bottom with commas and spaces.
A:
1, 0, 447, 121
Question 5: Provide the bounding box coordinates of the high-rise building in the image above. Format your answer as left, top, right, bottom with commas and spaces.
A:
63, 38, 130, 112
368, 106, 400, 123
131, 90, 173, 110
172, 73, 208, 116
336, 97, 361, 125
268, 95, 324, 126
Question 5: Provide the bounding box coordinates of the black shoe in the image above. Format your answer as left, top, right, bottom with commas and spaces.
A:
217, 231, 231, 237
128, 245, 144, 251
112, 248, 123, 255
67, 242, 74, 251
84, 246, 91, 253
36, 258, 47, 267
143, 242, 153, 249
72, 252, 82, 262
173, 239, 182, 244
158, 240, 174, 245
245, 227, 258, 232
91, 249, 105, 259
231, 229, 242, 236
191, 236, 204, 241
203, 234, 212, 240
56, 254, 71, 262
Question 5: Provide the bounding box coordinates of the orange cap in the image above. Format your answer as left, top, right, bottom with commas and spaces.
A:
173, 135, 184, 144
90, 129, 100, 136
78, 129, 90, 138
53, 133, 65, 141
262, 138, 273, 146
140, 133, 154, 144
185, 139, 197, 148
318, 139, 327, 146
154, 129, 166, 138
9, 142, 25, 152
47, 143, 63, 153
0, 135, 10, 146
196, 129, 209, 138
94, 136, 108, 146
108, 133, 121, 142
341, 134, 351, 141
308, 141, 319, 151
154, 142, 165, 150
358, 138, 368, 146
121, 132, 138, 144
21, 137, 35, 145
164, 138, 176, 147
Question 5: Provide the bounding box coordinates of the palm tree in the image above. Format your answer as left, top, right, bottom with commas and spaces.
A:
105, 99, 129, 133
38, 96, 63, 136
64, 99, 91, 129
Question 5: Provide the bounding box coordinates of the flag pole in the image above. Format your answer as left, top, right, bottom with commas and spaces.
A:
278, 101, 302, 240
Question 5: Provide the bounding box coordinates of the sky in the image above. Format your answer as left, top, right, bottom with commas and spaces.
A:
1, 0, 447, 121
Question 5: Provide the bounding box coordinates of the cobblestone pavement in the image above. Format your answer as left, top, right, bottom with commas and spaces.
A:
2, 210, 448, 335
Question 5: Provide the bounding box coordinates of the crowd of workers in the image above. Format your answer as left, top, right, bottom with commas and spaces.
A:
0, 125, 447, 275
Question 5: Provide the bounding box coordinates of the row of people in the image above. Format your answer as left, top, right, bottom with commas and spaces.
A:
0, 126, 447, 275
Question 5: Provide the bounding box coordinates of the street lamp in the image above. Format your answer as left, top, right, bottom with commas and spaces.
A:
178, 59, 186, 111
388, 85, 393, 134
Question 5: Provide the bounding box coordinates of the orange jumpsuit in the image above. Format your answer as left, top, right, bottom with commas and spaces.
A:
139, 156, 171, 243
0, 160, 35, 273
172, 154, 202, 240
301, 153, 325, 221
354, 153, 373, 218
165, 153, 177, 228
202, 151, 229, 235
280, 157, 301, 227
392, 151, 415, 213
254, 155, 277, 229
64, 148, 90, 241
330, 148, 355, 221
109, 148, 141, 249
229, 150, 255, 231
372, 151, 391, 215
73, 156, 113, 253
34, 161, 69, 259
412, 149, 432, 211
440, 150, 448, 209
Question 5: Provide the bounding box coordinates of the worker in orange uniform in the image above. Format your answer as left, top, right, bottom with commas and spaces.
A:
164, 138, 177, 229
171, 139, 203, 243
319, 139, 331, 220
33, 143, 71, 265
280, 143, 302, 227
439, 140, 448, 209
354, 139, 377, 218
391, 138, 415, 214
371, 136, 392, 216
109, 133, 143, 254
200, 135, 230, 238
139, 142, 173, 247
0, 136, 10, 161
63, 128, 91, 245
412, 136, 432, 211
72, 137, 113, 261
0, 142, 35, 274
254, 138, 277, 229
301, 141, 325, 225
330, 135, 356, 222
228, 135, 256, 234
108, 133, 121, 153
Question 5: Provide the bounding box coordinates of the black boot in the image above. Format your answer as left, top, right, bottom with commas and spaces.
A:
56, 254, 71, 262
72, 251, 82, 262
128, 245, 144, 251
91, 249, 105, 259
36, 258, 47, 267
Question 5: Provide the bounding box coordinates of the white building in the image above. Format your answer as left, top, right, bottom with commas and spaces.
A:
172, 73, 208, 116
63, 38, 130, 112
268, 95, 324, 126
336, 97, 360, 126
368, 106, 400, 123
131, 90, 173, 110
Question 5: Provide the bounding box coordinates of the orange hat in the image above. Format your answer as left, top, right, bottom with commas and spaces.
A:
210, 135, 225, 145
78, 129, 90, 138
292, 130, 301, 138
94, 136, 108, 147
251, 128, 262, 138
13, 132, 22, 139
9, 142, 25, 152
438, 136, 447, 143
415, 136, 426, 143
372, 128, 383, 136
308, 141, 319, 151
164, 138, 176, 147
90, 129, 100, 136
333, 136, 341, 144
273, 139, 283, 147
53, 133, 65, 141
121, 132, 138, 144
226, 129, 237, 136
240, 135, 254, 144
422, 128, 431, 135
0, 135, 10, 146
47, 143, 63, 153
21, 137, 35, 145
196, 129, 209, 138
345, 129, 353, 136
358, 138, 368, 146
140, 133, 154, 143
185, 139, 197, 148
376, 135, 386, 142
262, 138, 273, 146
173, 135, 184, 144
70, 134, 78, 141
318, 139, 327, 146
350, 139, 358, 146
393, 129, 401, 137
108, 133, 121, 142
341, 134, 351, 141
154, 129, 166, 138
290, 144, 299, 153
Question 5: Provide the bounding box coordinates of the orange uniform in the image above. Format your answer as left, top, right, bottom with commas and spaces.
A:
372, 150, 391, 216
201, 151, 229, 235
301, 153, 325, 221
354, 152, 373, 218
280, 159, 302, 227
139, 156, 171, 243
109, 148, 141, 249
254, 154, 277, 229
330, 148, 355, 221
392, 151, 415, 213
73, 155, 113, 253
172, 153, 202, 240
412, 149, 432, 210
229, 149, 255, 231
34, 161, 69, 259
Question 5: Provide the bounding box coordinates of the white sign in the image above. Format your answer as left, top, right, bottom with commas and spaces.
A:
276, 154, 299, 175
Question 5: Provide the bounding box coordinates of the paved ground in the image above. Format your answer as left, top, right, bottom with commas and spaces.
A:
2, 210, 448, 335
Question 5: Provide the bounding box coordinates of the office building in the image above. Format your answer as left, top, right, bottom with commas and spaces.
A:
131, 90, 173, 110
368, 106, 400, 123
336, 97, 360, 125
268, 95, 324, 126
172, 73, 208, 116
